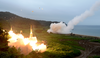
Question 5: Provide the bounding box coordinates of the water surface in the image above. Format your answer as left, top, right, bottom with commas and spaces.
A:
72, 25, 100, 37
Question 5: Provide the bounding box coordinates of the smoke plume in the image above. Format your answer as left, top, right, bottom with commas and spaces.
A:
47, 1, 100, 34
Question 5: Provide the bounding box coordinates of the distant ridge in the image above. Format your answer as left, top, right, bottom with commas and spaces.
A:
0, 12, 41, 30
0, 12, 20, 20
0, 11, 60, 36
0, 12, 60, 28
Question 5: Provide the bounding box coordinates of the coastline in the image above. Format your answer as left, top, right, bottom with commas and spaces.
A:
66, 33, 100, 39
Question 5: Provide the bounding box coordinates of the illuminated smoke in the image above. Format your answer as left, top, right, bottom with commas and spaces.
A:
47, 22, 69, 34
47, 1, 100, 34
8, 27, 46, 55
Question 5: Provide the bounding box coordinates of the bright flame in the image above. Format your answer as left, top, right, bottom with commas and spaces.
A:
23, 38, 29, 45
38, 43, 46, 53
8, 29, 46, 55
8, 30, 18, 42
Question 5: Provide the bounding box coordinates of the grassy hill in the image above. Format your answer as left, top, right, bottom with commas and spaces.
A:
0, 12, 100, 58
0, 12, 55, 37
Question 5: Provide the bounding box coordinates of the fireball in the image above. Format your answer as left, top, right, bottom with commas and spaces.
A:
8, 27, 46, 55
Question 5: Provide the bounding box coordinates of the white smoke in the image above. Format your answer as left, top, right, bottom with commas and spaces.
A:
47, 1, 100, 34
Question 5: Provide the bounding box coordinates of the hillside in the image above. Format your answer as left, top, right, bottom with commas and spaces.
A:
0, 12, 100, 58
0, 12, 55, 37
0, 12, 58, 28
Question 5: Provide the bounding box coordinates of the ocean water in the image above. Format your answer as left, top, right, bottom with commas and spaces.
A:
72, 25, 100, 37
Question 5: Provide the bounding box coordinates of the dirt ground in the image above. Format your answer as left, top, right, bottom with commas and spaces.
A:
73, 34, 100, 58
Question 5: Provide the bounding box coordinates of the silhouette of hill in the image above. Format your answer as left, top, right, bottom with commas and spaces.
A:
0, 11, 59, 37
0, 12, 37, 30
0, 11, 59, 28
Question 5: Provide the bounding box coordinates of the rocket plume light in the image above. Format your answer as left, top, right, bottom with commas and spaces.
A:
8, 27, 46, 55
47, 1, 100, 34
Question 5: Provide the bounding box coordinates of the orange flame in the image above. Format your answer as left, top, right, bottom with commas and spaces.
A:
8, 28, 46, 55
